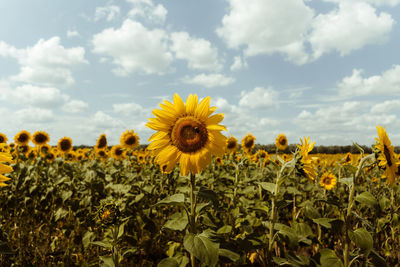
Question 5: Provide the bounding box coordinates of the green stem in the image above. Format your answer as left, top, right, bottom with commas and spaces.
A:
189, 173, 197, 267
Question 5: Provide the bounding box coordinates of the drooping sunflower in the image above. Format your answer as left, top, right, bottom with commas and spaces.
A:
0, 133, 8, 144
58, 137, 73, 153
343, 152, 352, 165
110, 145, 125, 160
241, 134, 256, 154
296, 136, 317, 181
120, 130, 139, 150
275, 133, 288, 151
320, 171, 337, 190
226, 136, 238, 153
14, 130, 31, 146
95, 134, 108, 150
32, 131, 50, 146
374, 126, 398, 185
0, 145, 13, 187
146, 93, 227, 175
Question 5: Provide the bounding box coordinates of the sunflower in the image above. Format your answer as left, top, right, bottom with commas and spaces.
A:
17, 145, 31, 155
95, 134, 108, 150
241, 134, 256, 154
296, 137, 317, 181
111, 145, 125, 160
215, 157, 223, 166
40, 144, 52, 155
14, 130, 31, 146
0, 145, 13, 186
58, 137, 73, 153
374, 126, 398, 185
146, 93, 227, 175
275, 133, 288, 151
160, 163, 172, 174
32, 131, 50, 146
344, 152, 352, 165
319, 171, 337, 190
95, 149, 109, 160
226, 136, 238, 153
0, 133, 8, 144
120, 130, 139, 150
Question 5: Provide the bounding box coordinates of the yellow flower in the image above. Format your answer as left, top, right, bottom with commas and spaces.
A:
95, 134, 108, 150
241, 134, 256, 154
32, 131, 50, 146
110, 145, 125, 160
344, 152, 352, 165
14, 130, 31, 146
296, 137, 317, 181
374, 126, 398, 185
95, 149, 109, 160
146, 93, 227, 175
120, 130, 139, 150
320, 171, 337, 190
215, 157, 223, 166
57, 137, 73, 153
226, 136, 238, 153
0, 145, 13, 186
0, 133, 8, 144
275, 133, 288, 151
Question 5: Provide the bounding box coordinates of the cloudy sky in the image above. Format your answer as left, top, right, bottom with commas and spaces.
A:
0, 0, 400, 146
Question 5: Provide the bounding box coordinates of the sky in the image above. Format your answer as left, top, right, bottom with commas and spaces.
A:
0, 0, 400, 146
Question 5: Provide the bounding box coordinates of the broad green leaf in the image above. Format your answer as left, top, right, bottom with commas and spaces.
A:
348, 228, 373, 255
355, 191, 377, 206
303, 205, 321, 219
312, 218, 336, 229
218, 248, 240, 262
100, 255, 115, 267
216, 225, 232, 234
156, 194, 186, 206
258, 182, 275, 194
164, 211, 188, 231
91, 241, 113, 249
183, 233, 219, 267
54, 208, 68, 221
319, 249, 343, 267
82, 231, 95, 249
157, 258, 179, 267
338, 177, 353, 187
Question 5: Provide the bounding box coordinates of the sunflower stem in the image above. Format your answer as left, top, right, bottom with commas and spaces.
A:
189, 172, 197, 267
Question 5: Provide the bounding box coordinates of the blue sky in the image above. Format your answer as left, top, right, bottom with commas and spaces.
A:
1, 0, 400, 146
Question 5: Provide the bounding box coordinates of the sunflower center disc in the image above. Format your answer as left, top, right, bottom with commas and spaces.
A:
279, 137, 286, 146
245, 139, 254, 149
18, 134, 29, 143
60, 140, 71, 151
172, 117, 208, 153
35, 134, 47, 143
125, 136, 136, 145
383, 145, 392, 166
227, 141, 236, 149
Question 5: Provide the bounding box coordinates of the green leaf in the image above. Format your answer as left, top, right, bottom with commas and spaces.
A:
216, 225, 232, 234
258, 182, 275, 194
319, 249, 343, 267
183, 233, 219, 267
61, 190, 73, 203
218, 248, 240, 262
164, 211, 188, 231
157, 258, 179, 267
156, 194, 186, 206
303, 205, 321, 219
348, 228, 373, 255
91, 240, 113, 249
338, 177, 353, 187
312, 218, 336, 229
355, 191, 377, 206
54, 208, 68, 221
100, 255, 115, 267
82, 231, 95, 249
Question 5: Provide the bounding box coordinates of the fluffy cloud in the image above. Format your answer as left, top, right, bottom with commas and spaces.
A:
323, 0, 400, 7
67, 30, 80, 38
0, 37, 87, 87
113, 102, 146, 116
170, 32, 222, 71
93, 111, 124, 128
216, 0, 314, 65
309, 2, 394, 60
239, 87, 279, 109
127, 0, 167, 24
15, 107, 54, 123
230, 56, 248, 71
62, 100, 89, 113
94, 5, 120, 21
92, 19, 173, 75
337, 65, 400, 97
181, 73, 235, 88
9, 85, 69, 108
370, 100, 400, 113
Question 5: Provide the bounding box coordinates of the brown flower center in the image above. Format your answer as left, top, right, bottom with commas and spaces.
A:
245, 138, 254, 149
384, 145, 392, 166
279, 137, 287, 146
97, 135, 107, 149
60, 139, 72, 151
227, 140, 237, 150
34, 133, 48, 144
115, 147, 123, 156
18, 133, 29, 143
322, 176, 332, 185
171, 117, 208, 153
0, 136, 5, 143
125, 135, 137, 146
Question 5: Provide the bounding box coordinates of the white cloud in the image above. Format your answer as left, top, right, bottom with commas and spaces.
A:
93, 111, 124, 128
67, 30, 80, 38
239, 87, 279, 109
181, 73, 235, 88
62, 100, 89, 113
216, 0, 314, 65
309, 2, 394, 60
8, 84, 69, 108
127, 0, 167, 24
230, 56, 247, 71
337, 65, 400, 97
113, 102, 145, 116
15, 107, 54, 123
0, 37, 88, 86
370, 100, 400, 113
170, 32, 222, 71
323, 0, 400, 7
92, 19, 173, 75
94, 5, 120, 21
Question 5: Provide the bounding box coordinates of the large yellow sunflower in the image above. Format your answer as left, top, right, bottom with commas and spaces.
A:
32, 131, 50, 146
319, 171, 337, 190
275, 133, 288, 151
58, 137, 73, 153
226, 136, 238, 153
120, 130, 139, 150
296, 136, 317, 180
374, 126, 398, 185
14, 130, 31, 146
0, 145, 13, 187
0, 133, 8, 144
110, 145, 125, 160
95, 134, 108, 150
146, 93, 227, 175
241, 134, 256, 154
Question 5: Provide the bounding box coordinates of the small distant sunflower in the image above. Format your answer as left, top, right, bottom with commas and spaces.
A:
146, 93, 227, 175
17, 145, 31, 155
241, 134, 256, 154
46, 151, 56, 162
374, 126, 398, 185
111, 145, 125, 160
275, 133, 288, 151
120, 130, 139, 150
40, 144, 52, 155
215, 157, 223, 166
96, 149, 109, 160
0, 146, 13, 186
319, 171, 337, 190
0, 133, 8, 144
226, 136, 238, 153
58, 137, 73, 153
14, 130, 31, 146
95, 134, 107, 150
32, 131, 50, 146
296, 137, 317, 181
344, 152, 352, 165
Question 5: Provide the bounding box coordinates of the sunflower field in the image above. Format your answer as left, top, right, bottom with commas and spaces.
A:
0, 94, 400, 267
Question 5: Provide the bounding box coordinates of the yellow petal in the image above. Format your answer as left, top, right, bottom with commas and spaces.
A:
186, 94, 198, 115
173, 93, 186, 117
195, 96, 210, 121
